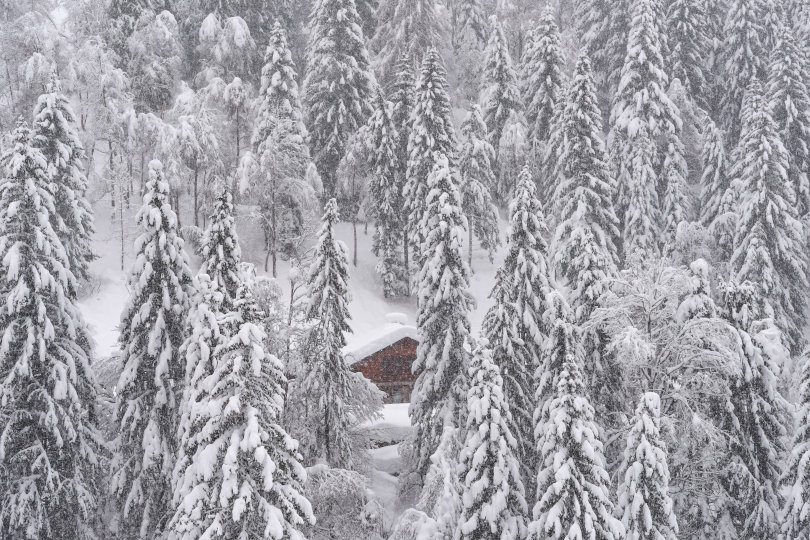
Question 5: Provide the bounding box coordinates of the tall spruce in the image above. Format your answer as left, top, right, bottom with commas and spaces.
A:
32, 80, 96, 284
304, 0, 375, 197
367, 89, 409, 297
575, 0, 632, 92
481, 16, 522, 158
169, 285, 314, 539
458, 104, 500, 267
698, 117, 729, 227
730, 81, 808, 353
528, 303, 624, 540
661, 135, 691, 249
768, 23, 810, 215
666, 0, 710, 107
616, 392, 679, 539
454, 343, 528, 539
623, 126, 662, 259
782, 352, 810, 539
408, 153, 474, 483
0, 122, 103, 540
404, 48, 458, 259
112, 160, 194, 539
199, 187, 242, 308
520, 7, 565, 147
390, 53, 416, 272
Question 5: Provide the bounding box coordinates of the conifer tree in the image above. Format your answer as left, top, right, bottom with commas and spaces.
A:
481, 16, 522, 157
199, 187, 242, 308
623, 126, 661, 259
768, 24, 810, 215
367, 89, 408, 297
404, 48, 458, 257
698, 117, 729, 227
302, 199, 368, 467
782, 352, 810, 539
408, 153, 474, 482
528, 312, 624, 540
534, 291, 576, 426
503, 165, 553, 372
112, 160, 195, 539
169, 285, 314, 539
32, 80, 96, 284
661, 136, 691, 249
721, 0, 769, 145
520, 7, 565, 147
575, 0, 632, 91
452, 0, 487, 49
719, 280, 790, 538
304, 0, 375, 197
0, 122, 103, 540
458, 104, 500, 267
552, 53, 620, 321
390, 53, 415, 270
730, 81, 808, 353
454, 342, 528, 540
666, 0, 710, 107
616, 392, 679, 540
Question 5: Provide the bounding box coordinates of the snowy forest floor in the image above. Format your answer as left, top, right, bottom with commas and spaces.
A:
77, 193, 509, 526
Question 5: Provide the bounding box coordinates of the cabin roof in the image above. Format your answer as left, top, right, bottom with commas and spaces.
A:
343, 323, 419, 367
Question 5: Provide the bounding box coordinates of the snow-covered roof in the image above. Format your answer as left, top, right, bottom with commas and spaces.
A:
344, 314, 419, 366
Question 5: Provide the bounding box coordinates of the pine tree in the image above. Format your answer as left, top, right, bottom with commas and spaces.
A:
666, 0, 710, 107
720, 0, 769, 145
616, 392, 679, 540
698, 117, 729, 227
112, 160, 195, 539
661, 136, 691, 250
390, 54, 415, 267
32, 80, 96, 284
169, 285, 314, 539
575, 0, 632, 92
404, 48, 458, 258
520, 7, 565, 147
768, 23, 810, 215
0, 122, 103, 540
623, 126, 661, 259
718, 280, 790, 538
454, 342, 528, 540
199, 187, 242, 308
730, 80, 808, 353
452, 0, 487, 49
528, 312, 624, 540
304, 0, 375, 197
458, 104, 500, 267
502, 165, 553, 373
551, 53, 620, 322
481, 16, 522, 158
408, 153, 474, 482
366, 89, 408, 297
782, 352, 810, 539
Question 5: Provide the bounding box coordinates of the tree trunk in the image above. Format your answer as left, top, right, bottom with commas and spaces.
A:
403, 230, 409, 276
468, 216, 474, 271
353, 218, 358, 267
271, 202, 278, 278
119, 189, 125, 272
193, 165, 199, 227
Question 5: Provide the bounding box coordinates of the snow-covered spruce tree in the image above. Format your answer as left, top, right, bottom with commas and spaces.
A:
199, 187, 242, 308
169, 285, 314, 539
623, 126, 661, 260
481, 265, 536, 494
404, 48, 458, 257
616, 392, 679, 540
481, 15, 522, 158
0, 122, 103, 540
720, 0, 769, 146
661, 135, 691, 250
458, 104, 500, 267
503, 165, 553, 374
610, 0, 680, 233
417, 426, 462, 536
782, 352, 810, 539
718, 280, 790, 538
666, 0, 710, 107
551, 52, 620, 323
304, 0, 374, 198
575, 0, 632, 92
454, 342, 528, 540
730, 81, 808, 354
32, 80, 96, 284
390, 53, 415, 271
520, 6, 565, 148
452, 0, 487, 49
528, 314, 624, 540
408, 153, 474, 483
698, 117, 729, 228
768, 23, 810, 216
301, 199, 380, 467
366, 89, 408, 297
112, 160, 195, 539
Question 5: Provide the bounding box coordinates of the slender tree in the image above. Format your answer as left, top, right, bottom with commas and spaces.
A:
481, 16, 522, 157
0, 122, 103, 540
112, 160, 194, 539
390, 53, 416, 272
698, 117, 729, 227
666, 0, 710, 107
199, 187, 242, 308
782, 352, 810, 539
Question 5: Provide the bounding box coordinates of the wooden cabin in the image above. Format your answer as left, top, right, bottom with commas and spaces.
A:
344, 316, 419, 404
